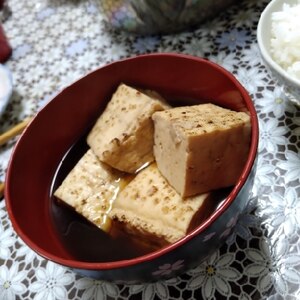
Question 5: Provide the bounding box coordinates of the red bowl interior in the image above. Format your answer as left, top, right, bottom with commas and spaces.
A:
5, 53, 258, 270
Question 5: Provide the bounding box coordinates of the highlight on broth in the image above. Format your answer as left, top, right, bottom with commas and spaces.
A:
52, 83, 251, 262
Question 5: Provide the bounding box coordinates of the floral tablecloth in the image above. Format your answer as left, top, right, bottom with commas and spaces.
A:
1, 0, 300, 299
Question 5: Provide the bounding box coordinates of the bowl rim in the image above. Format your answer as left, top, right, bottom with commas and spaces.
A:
5, 53, 259, 270
257, 0, 300, 86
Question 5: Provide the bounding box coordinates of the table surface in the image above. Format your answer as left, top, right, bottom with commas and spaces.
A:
1, 0, 300, 299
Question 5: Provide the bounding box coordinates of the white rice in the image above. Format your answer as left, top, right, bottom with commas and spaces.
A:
270, 0, 300, 81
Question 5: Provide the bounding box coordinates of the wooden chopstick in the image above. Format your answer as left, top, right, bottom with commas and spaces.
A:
0, 118, 33, 200
0, 117, 32, 147
0, 182, 4, 199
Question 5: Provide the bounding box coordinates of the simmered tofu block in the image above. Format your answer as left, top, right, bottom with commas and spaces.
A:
152, 103, 251, 197
54, 149, 124, 232
87, 83, 169, 173
109, 164, 210, 245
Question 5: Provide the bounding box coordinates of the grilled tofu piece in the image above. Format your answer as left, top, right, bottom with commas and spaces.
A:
87, 83, 169, 173
152, 103, 251, 197
109, 164, 210, 246
54, 149, 124, 232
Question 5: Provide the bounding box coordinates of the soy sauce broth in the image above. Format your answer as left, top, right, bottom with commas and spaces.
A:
50, 96, 232, 262
50, 134, 230, 262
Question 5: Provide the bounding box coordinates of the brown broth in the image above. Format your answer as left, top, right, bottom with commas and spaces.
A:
50, 134, 230, 263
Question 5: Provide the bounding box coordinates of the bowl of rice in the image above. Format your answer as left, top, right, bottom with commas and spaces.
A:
257, 0, 300, 106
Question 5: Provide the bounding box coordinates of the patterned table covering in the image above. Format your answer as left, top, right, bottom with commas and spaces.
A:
1, 0, 300, 299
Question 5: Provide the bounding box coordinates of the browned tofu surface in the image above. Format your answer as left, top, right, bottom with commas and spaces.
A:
152, 103, 251, 197
87, 83, 169, 173
109, 163, 210, 245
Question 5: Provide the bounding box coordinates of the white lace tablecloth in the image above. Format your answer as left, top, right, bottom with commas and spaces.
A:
1, 0, 300, 299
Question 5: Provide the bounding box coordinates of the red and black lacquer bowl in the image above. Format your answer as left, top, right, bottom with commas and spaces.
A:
5, 53, 258, 283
